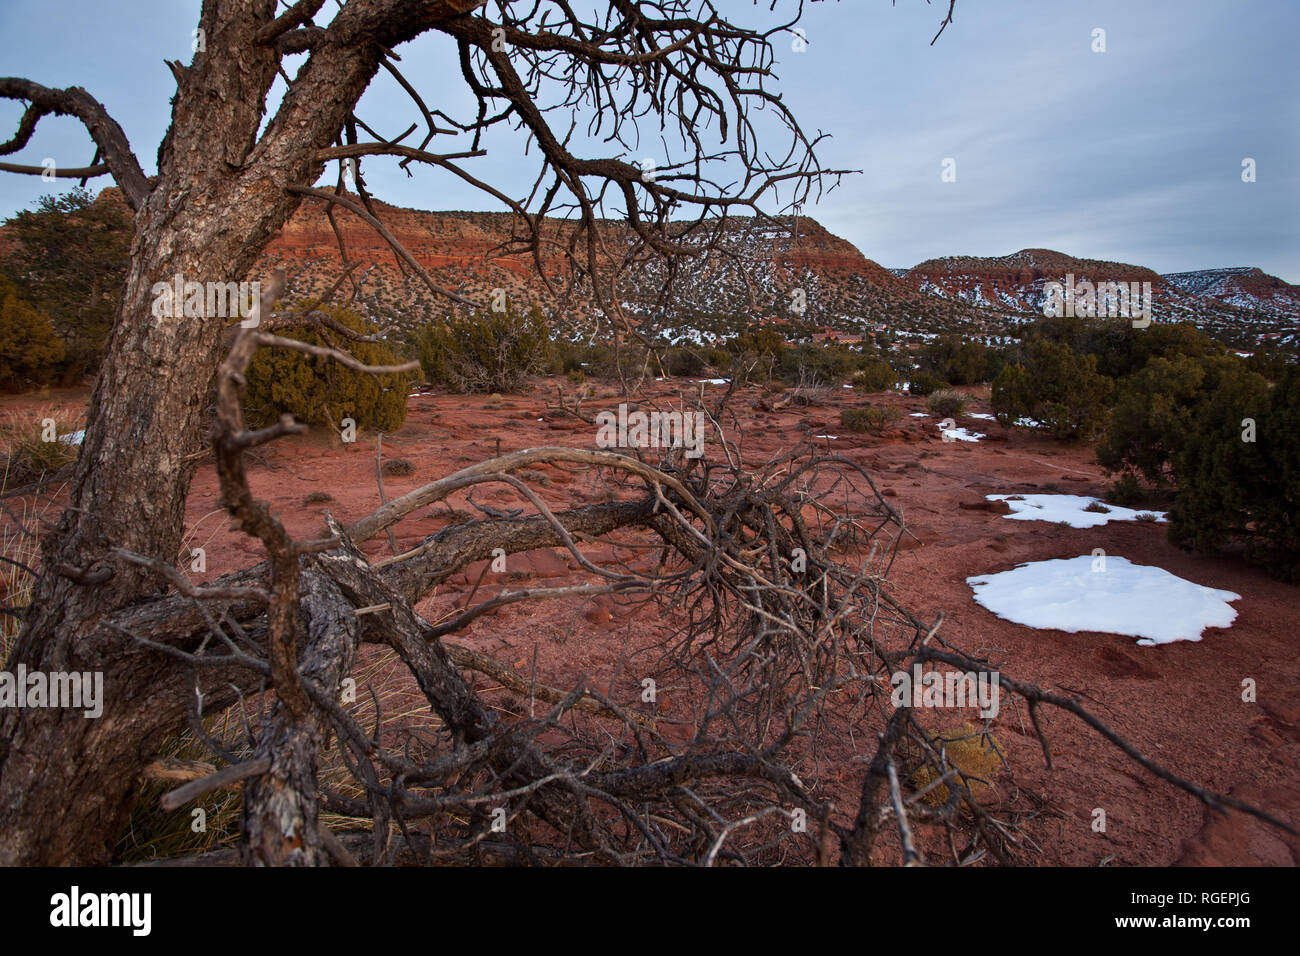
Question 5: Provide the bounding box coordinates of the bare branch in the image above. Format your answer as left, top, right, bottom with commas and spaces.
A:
0, 77, 150, 209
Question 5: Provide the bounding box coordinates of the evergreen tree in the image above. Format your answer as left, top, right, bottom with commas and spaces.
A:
0, 276, 65, 390
244, 307, 410, 431
1170, 363, 1299, 581
991, 339, 1112, 441
0, 187, 131, 378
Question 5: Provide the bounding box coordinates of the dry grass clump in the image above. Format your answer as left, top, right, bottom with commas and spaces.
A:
115, 710, 246, 862
0, 406, 83, 486
381, 458, 416, 477
840, 405, 900, 434
910, 721, 1004, 806
115, 647, 449, 861
0, 495, 44, 664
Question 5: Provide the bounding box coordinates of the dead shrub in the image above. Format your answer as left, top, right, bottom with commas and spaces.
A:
381, 458, 416, 478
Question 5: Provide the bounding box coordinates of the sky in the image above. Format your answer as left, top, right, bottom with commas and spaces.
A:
1, 0, 1297, 280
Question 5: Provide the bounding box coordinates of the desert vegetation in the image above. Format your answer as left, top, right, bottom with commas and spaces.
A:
245, 306, 411, 431
982, 313, 1300, 581
0, 0, 1294, 877
0, 277, 64, 391
417, 304, 553, 394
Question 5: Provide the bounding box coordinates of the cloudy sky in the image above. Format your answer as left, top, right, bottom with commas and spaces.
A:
1, 0, 1296, 279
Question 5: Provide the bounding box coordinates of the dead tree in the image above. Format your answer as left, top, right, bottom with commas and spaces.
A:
2, 1, 1289, 865
0, 0, 857, 865
78, 329, 1298, 866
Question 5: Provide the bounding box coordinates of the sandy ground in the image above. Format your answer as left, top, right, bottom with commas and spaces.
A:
5, 379, 1297, 866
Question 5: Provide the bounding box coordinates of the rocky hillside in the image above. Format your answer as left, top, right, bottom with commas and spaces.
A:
11, 188, 1293, 350
252, 194, 980, 342
899, 249, 1299, 349
1164, 266, 1300, 314
254, 197, 1297, 348
903, 249, 1164, 312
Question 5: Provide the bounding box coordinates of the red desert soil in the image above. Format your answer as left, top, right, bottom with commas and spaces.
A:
8, 381, 1298, 866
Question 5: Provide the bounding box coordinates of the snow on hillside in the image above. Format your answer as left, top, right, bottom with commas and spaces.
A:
1163, 266, 1262, 297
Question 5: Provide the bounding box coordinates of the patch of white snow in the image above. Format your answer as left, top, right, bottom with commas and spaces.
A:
966, 555, 1239, 645
986, 494, 1166, 528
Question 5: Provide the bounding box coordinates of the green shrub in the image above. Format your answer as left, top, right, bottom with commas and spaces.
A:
908, 372, 948, 397
419, 304, 552, 393
928, 388, 967, 419
1169, 364, 1299, 581
0, 187, 131, 380
981, 346, 1011, 385
776, 343, 860, 386
566, 342, 617, 380
1105, 472, 1147, 508
990, 363, 1028, 427
661, 346, 728, 378
840, 404, 900, 433
661, 347, 706, 378
991, 340, 1112, 441
701, 346, 732, 371
917, 334, 988, 385
1090, 320, 1217, 381
1082, 337, 1299, 580
550, 339, 589, 375
727, 327, 786, 360
1096, 354, 1201, 484
0, 277, 65, 391
1244, 346, 1291, 384
1097, 354, 1264, 486
244, 307, 410, 431
852, 360, 897, 393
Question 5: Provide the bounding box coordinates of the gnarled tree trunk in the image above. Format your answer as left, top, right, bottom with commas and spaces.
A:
0, 0, 396, 864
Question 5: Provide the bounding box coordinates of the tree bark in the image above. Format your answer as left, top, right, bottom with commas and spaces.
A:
242, 569, 360, 866
0, 0, 834, 865
0, 0, 393, 864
